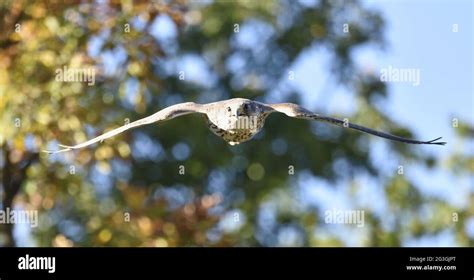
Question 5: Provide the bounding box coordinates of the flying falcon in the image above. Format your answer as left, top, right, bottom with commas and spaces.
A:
43, 98, 446, 154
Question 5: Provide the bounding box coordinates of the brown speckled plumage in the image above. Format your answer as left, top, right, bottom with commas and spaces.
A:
204, 113, 268, 145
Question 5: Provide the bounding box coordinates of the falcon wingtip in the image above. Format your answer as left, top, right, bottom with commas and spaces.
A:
42, 144, 74, 154
426, 137, 447, 145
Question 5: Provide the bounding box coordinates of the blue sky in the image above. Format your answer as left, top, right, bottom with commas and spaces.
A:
291, 0, 473, 246
294, 0, 473, 147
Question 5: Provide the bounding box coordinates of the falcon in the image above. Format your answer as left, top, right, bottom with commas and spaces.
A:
43, 98, 446, 154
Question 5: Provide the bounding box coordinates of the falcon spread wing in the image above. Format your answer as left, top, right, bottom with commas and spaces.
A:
267, 103, 446, 145
43, 102, 206, 154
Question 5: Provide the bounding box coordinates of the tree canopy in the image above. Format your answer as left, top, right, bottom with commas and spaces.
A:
0, 0, 472, 247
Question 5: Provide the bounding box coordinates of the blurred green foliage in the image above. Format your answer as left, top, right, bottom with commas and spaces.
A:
0, 0, 472, 247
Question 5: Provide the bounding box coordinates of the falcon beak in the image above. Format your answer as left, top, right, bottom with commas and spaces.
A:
237, 103, 250, 117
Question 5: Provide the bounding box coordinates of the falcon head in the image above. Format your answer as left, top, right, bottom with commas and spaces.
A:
222, 98, 260, 118
205, 98, 264, 133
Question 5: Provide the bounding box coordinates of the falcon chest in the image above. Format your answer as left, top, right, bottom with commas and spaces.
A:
204, 114, 268, 145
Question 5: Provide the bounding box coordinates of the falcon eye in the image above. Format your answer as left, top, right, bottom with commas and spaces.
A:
243, 104, 249, 111
227, 107, 231, 112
